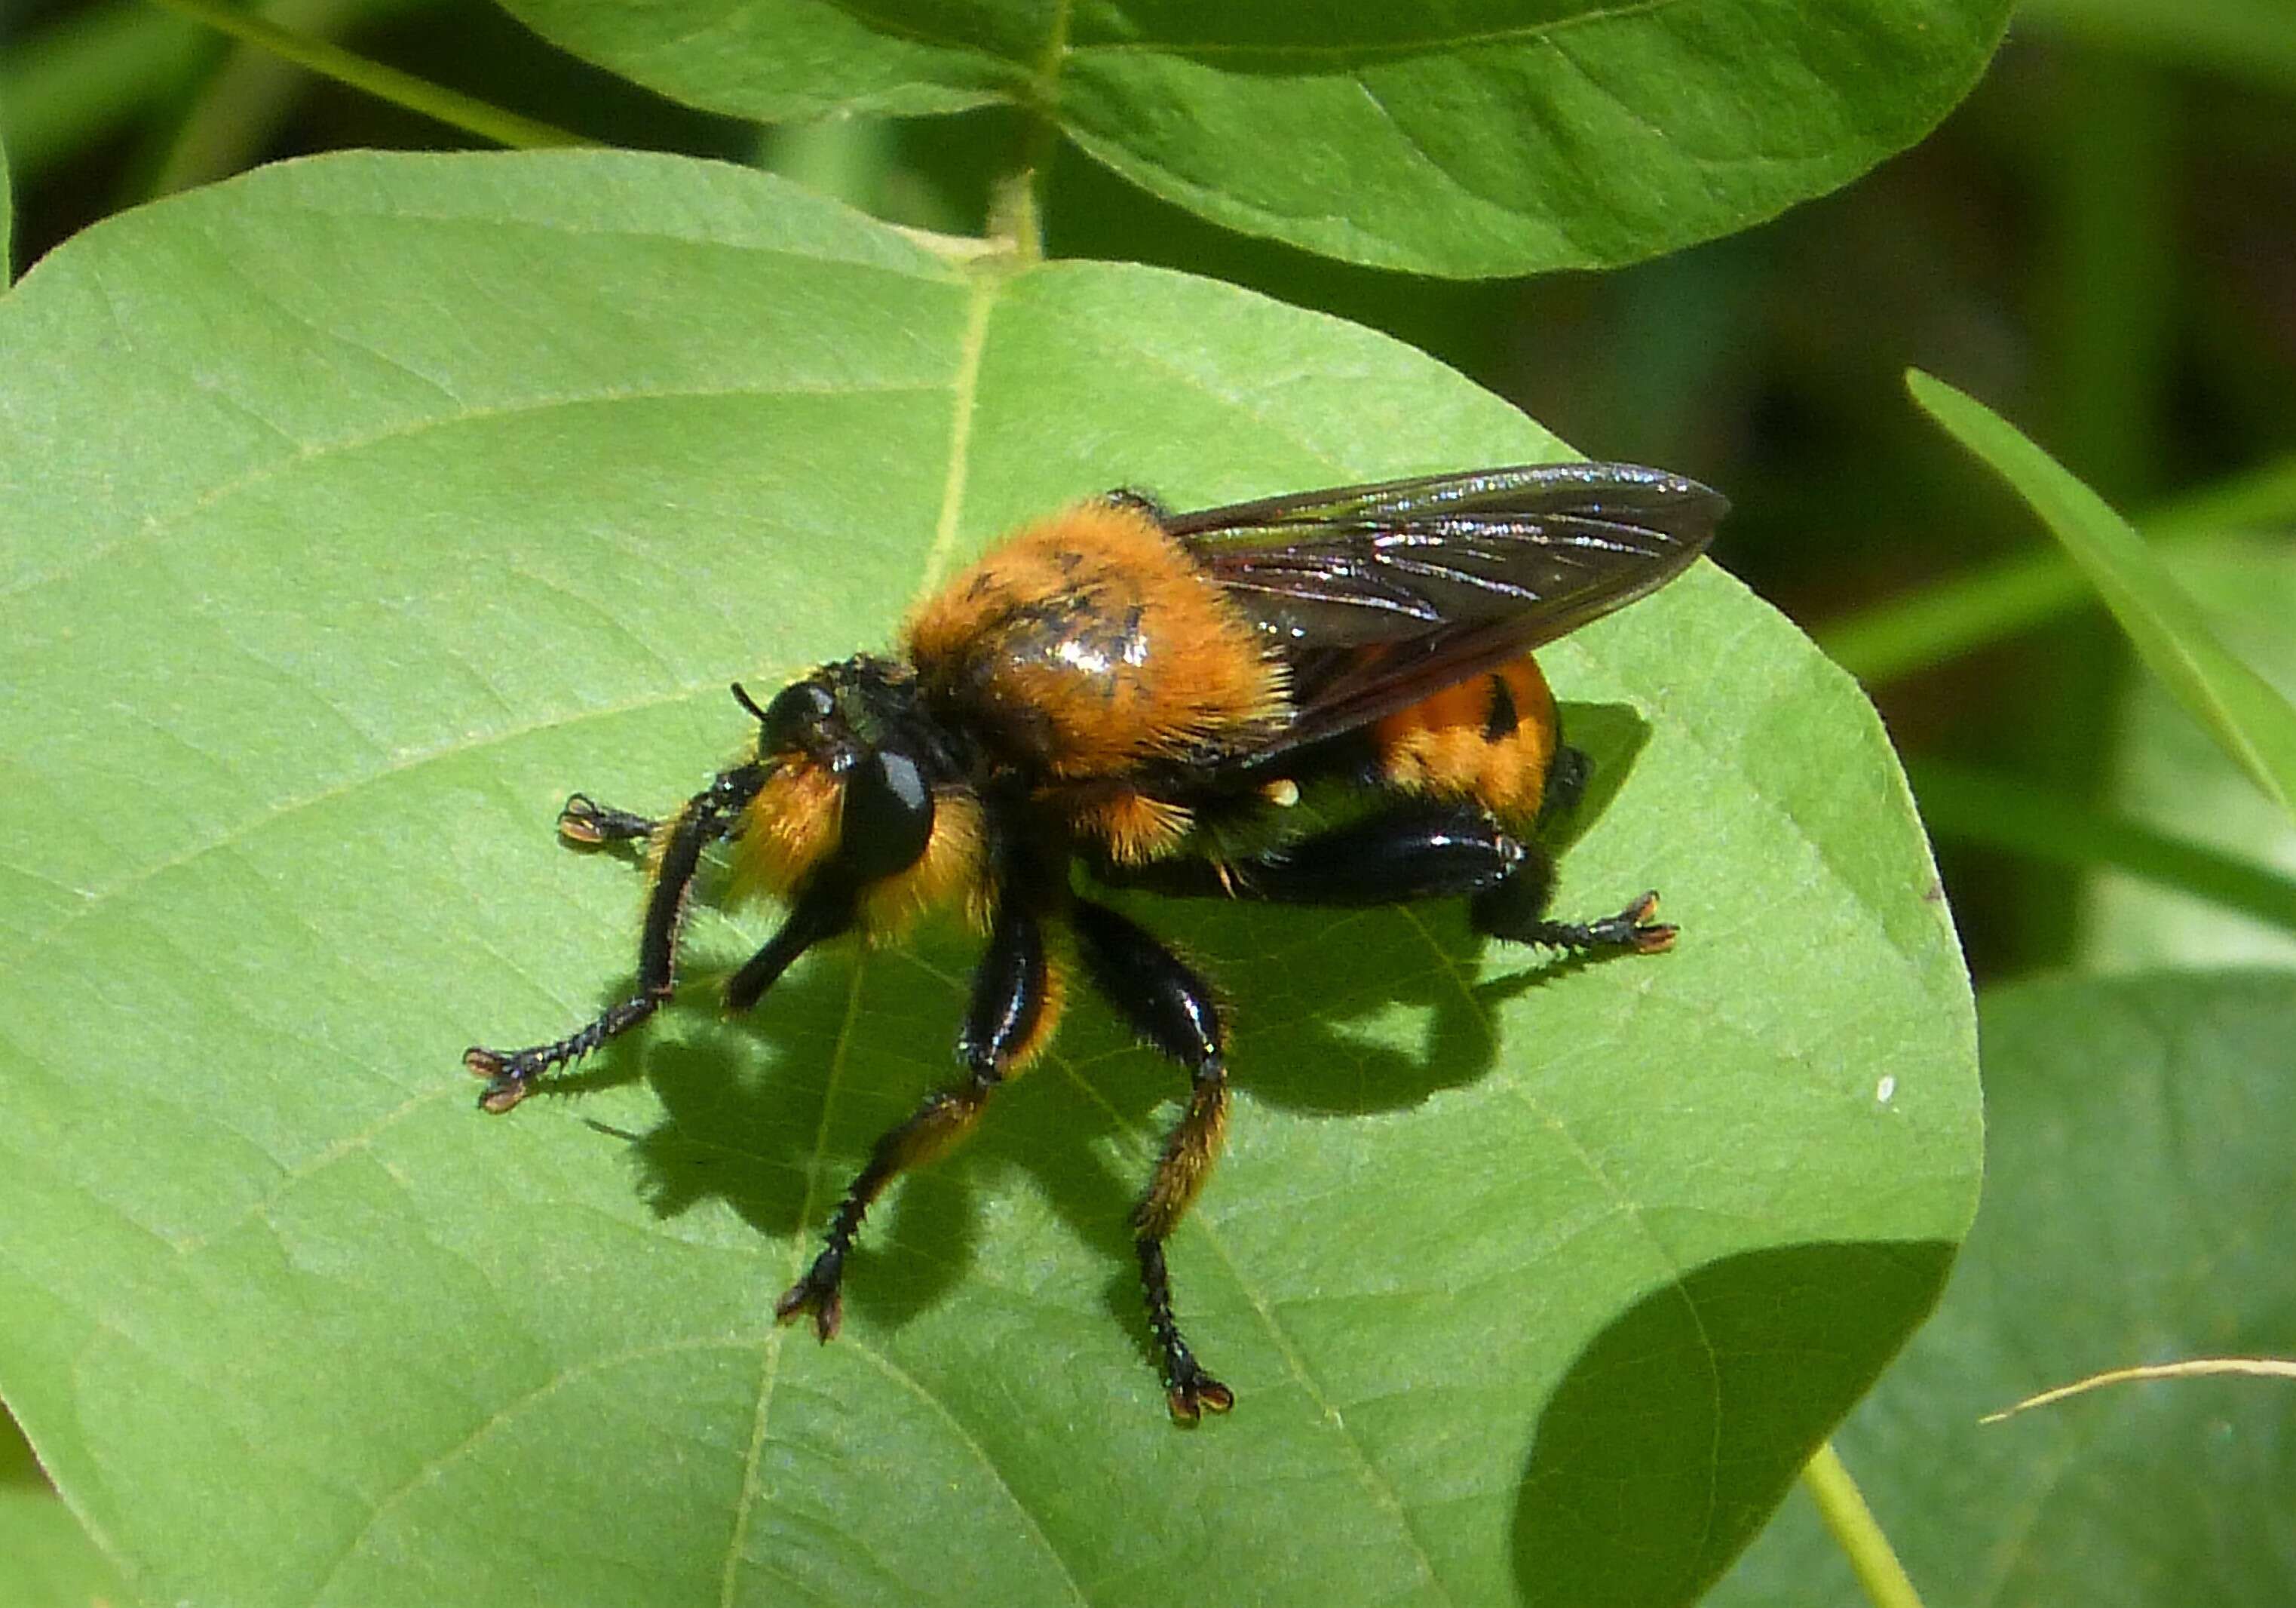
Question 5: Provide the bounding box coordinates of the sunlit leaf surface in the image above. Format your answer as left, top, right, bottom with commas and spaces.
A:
0, 150, 1977, 1607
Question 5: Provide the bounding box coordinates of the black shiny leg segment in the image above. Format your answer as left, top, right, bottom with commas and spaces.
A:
724, 882, 855, 1012
1468, 839, 1675, 955
464, 763, 765, 1112
1112, 801, 1522, 906
1073, 898, 1235, 1422
775, 893, 1052, 1342
1105, 798, 1673, 955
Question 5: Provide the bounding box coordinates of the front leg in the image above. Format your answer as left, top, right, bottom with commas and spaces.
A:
462, 765, 762, 1112
555, 793, 661, 845
775, 889, 1062, 1339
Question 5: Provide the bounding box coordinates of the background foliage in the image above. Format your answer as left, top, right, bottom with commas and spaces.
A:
2, 0, 2292, 1604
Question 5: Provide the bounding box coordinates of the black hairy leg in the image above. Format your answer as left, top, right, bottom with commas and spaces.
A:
1072, 898, 1235, 1423
463, 765, 762, 1112
724, 880, 857, 1013
1467, 839, 1675, 956
776, 888, 1056, 1341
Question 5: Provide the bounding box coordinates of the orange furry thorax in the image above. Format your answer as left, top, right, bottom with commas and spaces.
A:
903, 500, 1289, 781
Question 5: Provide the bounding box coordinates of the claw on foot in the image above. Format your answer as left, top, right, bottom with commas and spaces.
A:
1165, 1367, 1235, 1425
774, 1259, 846, 1342
462, 1048, 532, 1114
1617, 890, 1676, 954
556, 794, 612, 845
556, 793, 657, 847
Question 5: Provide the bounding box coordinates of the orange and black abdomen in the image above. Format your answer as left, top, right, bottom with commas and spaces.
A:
1369, 654, 1559, 824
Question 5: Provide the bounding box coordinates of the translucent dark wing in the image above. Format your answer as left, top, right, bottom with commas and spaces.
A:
1164, 462, 1726, 766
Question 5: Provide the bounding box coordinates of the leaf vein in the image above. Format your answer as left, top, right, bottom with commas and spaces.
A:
838, 1340, 1093, 1606
308, 1335, 756, 1605
719, 960, 869, 1608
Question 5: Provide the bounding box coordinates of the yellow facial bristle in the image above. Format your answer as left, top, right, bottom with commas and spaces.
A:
728, 763, 843, 904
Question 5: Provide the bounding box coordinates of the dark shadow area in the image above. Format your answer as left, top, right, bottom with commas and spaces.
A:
501, 701, 1666, 1348
1547, 701, 1654, 857
2, 1408, 49, 1489
1511, 1239, 1959, 1607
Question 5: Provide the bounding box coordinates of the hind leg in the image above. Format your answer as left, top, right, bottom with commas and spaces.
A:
1102, 799, 1674, 956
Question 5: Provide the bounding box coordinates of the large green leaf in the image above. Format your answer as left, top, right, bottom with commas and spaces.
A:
1712, 971, 2296, 1606
488, 0, 2012, 277
0, 149, 1976, 1606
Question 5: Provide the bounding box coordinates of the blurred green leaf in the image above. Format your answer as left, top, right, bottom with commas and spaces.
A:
144, 0, 445, 199
0, 149, 1976, 1607
1819, 548, 2107, 685
146, 0, 592, 149
1909, 370, 2296, 826
2088, 542, 2296, 968
1909, 758, 2296, 940
0, 0, 211, 183
2022, 0, 2296, 96
1712, 971, 2296, 1607
1817, 455, 2296, 684
489, 0, 2013, 277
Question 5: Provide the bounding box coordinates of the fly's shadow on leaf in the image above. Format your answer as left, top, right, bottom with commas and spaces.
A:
493, 699, 1661, 1335
1510, 1238, 1958, 1607
1197, 700, 1659, 1114
1545, 701, 1651, 856
544, 941, 1005, 1334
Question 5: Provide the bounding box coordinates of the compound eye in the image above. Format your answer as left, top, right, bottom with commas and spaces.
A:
758, 680, 836, 753
838, 747, 936, 882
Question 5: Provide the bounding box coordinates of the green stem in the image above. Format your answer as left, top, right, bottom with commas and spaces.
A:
985, 165, 1042, 263
150, 0, 429, 197
989, 0, 1071, 262
1801, 1441, 1926, 1608
756, 115, 895, 215
141, 0, 595, 149
1910, 760, 2296, 937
